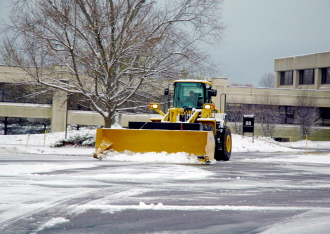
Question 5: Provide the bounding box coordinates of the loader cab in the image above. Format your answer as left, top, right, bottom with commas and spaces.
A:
172, 81, 216, 109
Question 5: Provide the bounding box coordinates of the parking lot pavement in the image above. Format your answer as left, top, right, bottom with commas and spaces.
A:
1, 151, 330, 233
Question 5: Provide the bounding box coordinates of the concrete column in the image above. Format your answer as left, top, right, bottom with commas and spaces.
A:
275, 72, 281, 88
293, 70, 299, 89
51, 89, 67, 132
211, 78, 228, 111
314, 68, 322, 90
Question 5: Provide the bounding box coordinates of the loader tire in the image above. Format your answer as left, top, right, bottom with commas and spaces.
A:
214, 127, 232, 161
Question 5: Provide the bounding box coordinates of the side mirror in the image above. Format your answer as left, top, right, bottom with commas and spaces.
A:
164, 88, 169, 95
210, 89, 217, 97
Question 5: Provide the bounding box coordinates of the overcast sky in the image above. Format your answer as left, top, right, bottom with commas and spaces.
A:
1, 0, 330, 86
218, 0, 330, 86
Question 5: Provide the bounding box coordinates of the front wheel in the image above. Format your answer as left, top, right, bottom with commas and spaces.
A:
214, 127, 232, 161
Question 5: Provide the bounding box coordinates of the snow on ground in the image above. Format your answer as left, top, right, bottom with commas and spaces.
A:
99, 150, 206, 164
258, 209, 330, 234
0, 129, 95, 155
1, 128, 330, 233
232, 134, 298, 152
35, 217, 70, 232
242, 154, 330, 165
71, 202, 321, 217
97, 135, 299, 164
281, 140, 330, 149
0, 128, 329, 164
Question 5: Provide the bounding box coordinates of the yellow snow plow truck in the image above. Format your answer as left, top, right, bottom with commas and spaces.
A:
94, 80, 232, 163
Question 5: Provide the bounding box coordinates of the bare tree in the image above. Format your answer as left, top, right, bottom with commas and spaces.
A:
254, 92, 282, 137
0, 0, 225, 127
259, 72, 274, 88
294, 91, 320, 139
227, 99, 253, 135
227, 106, 243, 134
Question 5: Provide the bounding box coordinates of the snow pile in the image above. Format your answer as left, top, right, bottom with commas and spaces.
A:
99, 150, 207, 164
35, 217, 70, 232
72, 202, 314, 214
139, 201, 165, 209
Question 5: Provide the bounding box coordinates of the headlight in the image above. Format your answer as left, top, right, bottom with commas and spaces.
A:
204, 104, 215, 109
149, 103, 159, 109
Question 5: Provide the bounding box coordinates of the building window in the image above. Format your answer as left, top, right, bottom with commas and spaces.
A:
299, 69, 314, 85
280, 71, 293, 85
321, 68, 330, 84
286, 106, 293, 115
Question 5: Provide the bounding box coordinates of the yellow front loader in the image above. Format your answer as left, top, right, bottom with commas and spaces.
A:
94, 80, 232, 163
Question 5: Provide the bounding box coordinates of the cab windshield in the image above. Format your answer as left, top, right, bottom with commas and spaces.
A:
173, 82, 207, 108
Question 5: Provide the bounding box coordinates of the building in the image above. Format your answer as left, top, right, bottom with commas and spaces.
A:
210, 51, 330, 140
275, 51, 330, 91
0, 65, 104, 133
1, 51, 330, 140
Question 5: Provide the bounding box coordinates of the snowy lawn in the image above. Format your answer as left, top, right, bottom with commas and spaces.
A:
0, 129, 329, 164
0, 129, 95, 155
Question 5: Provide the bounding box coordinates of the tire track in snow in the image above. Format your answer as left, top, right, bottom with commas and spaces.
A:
0, 188, 131, 232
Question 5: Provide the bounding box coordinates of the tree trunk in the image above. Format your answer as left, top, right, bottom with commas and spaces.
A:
103, 116, 112, 128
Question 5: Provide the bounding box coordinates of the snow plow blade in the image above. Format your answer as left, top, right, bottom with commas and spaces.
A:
94, 128, 215, 162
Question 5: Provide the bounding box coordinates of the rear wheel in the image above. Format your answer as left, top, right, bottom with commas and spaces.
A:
214, 127, 232, 161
